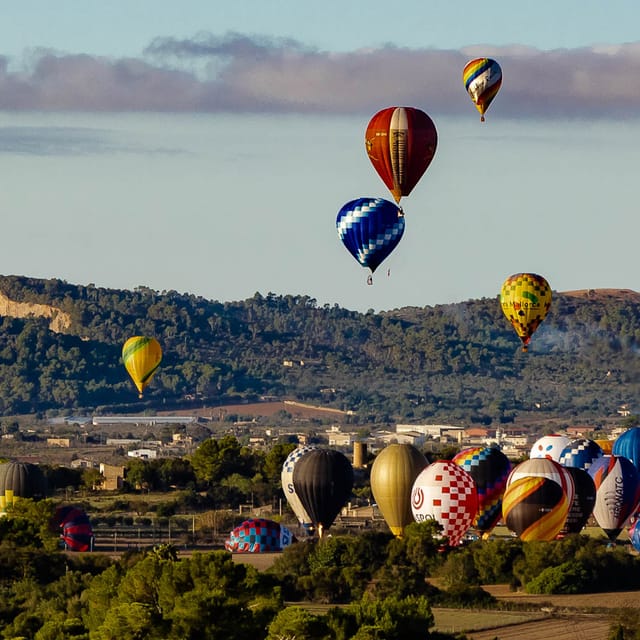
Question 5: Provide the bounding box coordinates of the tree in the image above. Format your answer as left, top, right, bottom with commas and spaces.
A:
329, 594, 435, 640
471, 538, 523, 584
92, 602, 158, 640
266, 606, 329, 640
439, 548, 480, 590
125, 459, 157, 492
190, 436, 247, 485
263, 442, 296, 489
526, 560, 592, 594
0, 498, 59, 553
81, 467, 104, 491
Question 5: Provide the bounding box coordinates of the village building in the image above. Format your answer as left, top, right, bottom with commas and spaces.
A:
99, 463, 125, 491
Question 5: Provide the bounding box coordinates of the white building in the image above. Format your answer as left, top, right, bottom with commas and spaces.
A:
396, 424, 465, 439
375, 430, 426, 448
326, 426, 353, 447
127, 448, 158, 459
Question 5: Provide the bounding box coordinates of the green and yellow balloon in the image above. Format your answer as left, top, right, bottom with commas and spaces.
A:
500, 273, 552, 351
122, 336, 162, 398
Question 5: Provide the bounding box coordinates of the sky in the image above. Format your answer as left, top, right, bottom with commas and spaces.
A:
0, 1, 639, 313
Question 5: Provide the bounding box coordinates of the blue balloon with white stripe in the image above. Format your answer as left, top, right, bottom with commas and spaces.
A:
336, 197, 405, 273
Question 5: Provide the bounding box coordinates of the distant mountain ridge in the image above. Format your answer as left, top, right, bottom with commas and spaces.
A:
0, 275, 637, 423
560, 289, 640, 302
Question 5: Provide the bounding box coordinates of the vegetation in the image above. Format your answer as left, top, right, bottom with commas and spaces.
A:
0, 275, 636, 421
1, 503, 640, 639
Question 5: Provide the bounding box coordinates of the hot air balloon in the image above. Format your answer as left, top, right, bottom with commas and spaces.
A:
506, 457, 575, 520
629, 517, 640, 552
558, 467, 596, 536
370, 444, 429, 537
56, 505, 94, 551
452, 446, 511, 535
559, 438, 604, 471
530, 435, 571, 462
410, 460, 478, 547
500, 273, 552, 352
502, 458, 575, 541
463, 57, 502, 122
594, 439, 614, 455
502, 475, 570, 541
292, 449, 353, 538
0, 461, 47, 513
224, 518, 295, 553
336, 197, 405, 283
281, 446, 316, 533
365, 106, 437, 203
122, 336, 162, 398
612, 427, 640, 472
588, 455, 640, 541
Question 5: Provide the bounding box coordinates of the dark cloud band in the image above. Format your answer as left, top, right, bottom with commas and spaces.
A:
0, 34, 638, 117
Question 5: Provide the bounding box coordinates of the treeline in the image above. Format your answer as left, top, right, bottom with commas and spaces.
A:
0, 275, 638, 421
41, 439, 372, 518
1, 500, 639, 639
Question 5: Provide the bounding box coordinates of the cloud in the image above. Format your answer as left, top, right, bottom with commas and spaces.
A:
1, 34, 640, 117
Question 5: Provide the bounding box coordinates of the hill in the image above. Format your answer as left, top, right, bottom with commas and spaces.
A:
0, 274, 637, 424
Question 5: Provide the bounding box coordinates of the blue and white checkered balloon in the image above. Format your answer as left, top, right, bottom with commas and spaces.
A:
559, 438, 603, 470
337, 197, 405, 273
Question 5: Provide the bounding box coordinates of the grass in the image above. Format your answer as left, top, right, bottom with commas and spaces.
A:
285, 603, 547, 634
431, 608, 547, 633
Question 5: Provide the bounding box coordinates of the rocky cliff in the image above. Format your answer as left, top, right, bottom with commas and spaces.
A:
0, 292, 71, 333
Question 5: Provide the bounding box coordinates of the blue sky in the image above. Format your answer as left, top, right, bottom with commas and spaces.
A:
0, 2, 639, 312
3, 1, 640, 56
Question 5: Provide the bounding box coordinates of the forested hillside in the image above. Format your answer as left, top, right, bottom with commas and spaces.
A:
0, 275, 637, 422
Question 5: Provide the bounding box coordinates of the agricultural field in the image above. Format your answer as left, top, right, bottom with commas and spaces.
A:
464, 614, 611, 640
283, 599, 617, 639
231, 551, 639, 639
436, 585, 640, 638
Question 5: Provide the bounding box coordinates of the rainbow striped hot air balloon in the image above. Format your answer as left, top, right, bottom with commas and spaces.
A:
463, 57, 502, 122
122, 336, 162, 398
452, 446, 511, 535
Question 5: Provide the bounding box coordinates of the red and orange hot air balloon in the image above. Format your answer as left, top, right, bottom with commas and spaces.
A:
365, 106, 437, 204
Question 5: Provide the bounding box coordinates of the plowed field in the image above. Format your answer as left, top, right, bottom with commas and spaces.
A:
465, 615, 610, 640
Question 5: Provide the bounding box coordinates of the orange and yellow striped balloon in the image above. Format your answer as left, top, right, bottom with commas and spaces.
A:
122, 336, 162, 398
502, 475, 570, 541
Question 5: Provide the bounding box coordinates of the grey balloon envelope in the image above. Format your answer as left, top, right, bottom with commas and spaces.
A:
292, 449, 353, 537
560, 466, 596, 535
